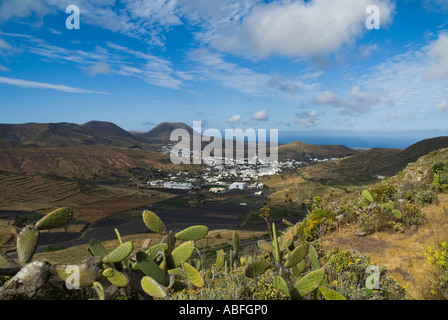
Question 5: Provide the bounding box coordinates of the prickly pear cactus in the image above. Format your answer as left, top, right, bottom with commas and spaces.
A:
175, 225, 209, 241
93, 281, 105, 300
215, 249, 225, 271
135, 251, 167, 286
102, 268, 129, 287
232, 231, 240, 252
362, 190, 374, 204
141, 276, 168, 299
244, 260, 272, 278
294, 268, 325, 297
17, 225, 40, 265
184, 262, 204, 288
309, 244, 321, 270
35, 207, 73, 230
273, 275, 290, 297
257, 240, 274, 254
102, 241, 133, 264
285, 244, 307, 268
165, 240, 194, 269
142, 210, 166, 234
319, 286, 347, 300
88, 238, 108, 258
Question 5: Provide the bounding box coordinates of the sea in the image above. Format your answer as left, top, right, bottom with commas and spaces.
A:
277, 130, 448, 150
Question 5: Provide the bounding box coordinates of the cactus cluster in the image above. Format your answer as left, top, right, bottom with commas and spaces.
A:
84, 210, 209, 300
239, 219, 347, 300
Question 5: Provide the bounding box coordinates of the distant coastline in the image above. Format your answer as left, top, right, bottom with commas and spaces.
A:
277, 130, 448, 149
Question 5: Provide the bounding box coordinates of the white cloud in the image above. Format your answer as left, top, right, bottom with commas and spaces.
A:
0, 0, 52, 23
252, 110, 269, 121
295, 110, 320, 127
88, 63, 111, 76
0, 38, 21, 56
0, 65, 10, 72
227, 114, 241, 123
241, 0, 395, 58
435, 99, 448, 113
426, 32, 448, 79
0, 76, 110, 94
187, 48, 321, 97
312, 86, 382, 115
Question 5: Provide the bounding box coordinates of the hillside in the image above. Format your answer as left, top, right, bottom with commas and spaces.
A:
138, 122, 195, 142
313, 147, 448, 299
301, 136, 448, 185
0, 145, 175, 180
277, 140, 357, 161
0, 121, 146, 148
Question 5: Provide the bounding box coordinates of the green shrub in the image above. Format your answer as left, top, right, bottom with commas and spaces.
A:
324, 248, 407, 300
423, 242, 448, 299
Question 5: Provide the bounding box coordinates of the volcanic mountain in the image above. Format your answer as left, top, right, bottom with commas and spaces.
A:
0, 121, 145, 148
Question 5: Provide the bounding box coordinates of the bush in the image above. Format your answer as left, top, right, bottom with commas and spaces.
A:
324, 248, 407, 300
423, 242, 448, 299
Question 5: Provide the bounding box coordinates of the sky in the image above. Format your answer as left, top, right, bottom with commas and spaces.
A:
1, 0, 448, 146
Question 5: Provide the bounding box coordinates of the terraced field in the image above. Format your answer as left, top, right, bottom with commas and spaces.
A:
0, 173, 172, 217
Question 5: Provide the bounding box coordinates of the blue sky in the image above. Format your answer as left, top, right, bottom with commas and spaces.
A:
1, 0, 448, 143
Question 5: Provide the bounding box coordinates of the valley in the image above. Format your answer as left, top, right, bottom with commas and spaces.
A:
1, 120, 448, 301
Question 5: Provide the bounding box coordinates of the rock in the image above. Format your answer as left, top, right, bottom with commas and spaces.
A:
0, 260, 50, 300
355, 229, 367, 237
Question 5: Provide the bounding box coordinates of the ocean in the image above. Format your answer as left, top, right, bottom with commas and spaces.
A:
277, 130, 448, 149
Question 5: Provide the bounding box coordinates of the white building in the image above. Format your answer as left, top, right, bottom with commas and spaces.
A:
209, 187, 227, 194
163, 181, 194, 190
229, 182, 247, 190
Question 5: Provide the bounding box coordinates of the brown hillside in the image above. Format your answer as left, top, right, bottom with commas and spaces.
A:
277, 140, 357, 161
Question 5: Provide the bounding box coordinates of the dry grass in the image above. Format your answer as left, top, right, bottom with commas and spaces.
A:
319, 193, 448, 300
260, 172, 358, 207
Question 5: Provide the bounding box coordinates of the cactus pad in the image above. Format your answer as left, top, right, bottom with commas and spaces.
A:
232, 231, 240, 252
17, 225, 40, 265
103, 268, 129, 287
166, 240, 194, 269
244, 260, 271, 278
257, 240, 274, 254
102, 241, 133, 264
285, 244, 307, 268
175, 225, 209, 241
141, 276, 168, 299
88, 238, 108, 258
184, 262, 204, 288
35, 207, 73, 230
319, 286, 347, 300
362, 190, 374, 203
294, 268, 325, 296
142, 210, 166, 234
215, 249, 225, 271
273, 276, 290, 297
136, 251, 167, 286
309, 244, 321, 270
92, 281, 105, 300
